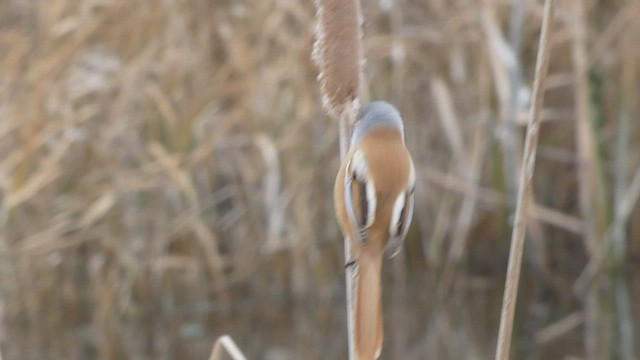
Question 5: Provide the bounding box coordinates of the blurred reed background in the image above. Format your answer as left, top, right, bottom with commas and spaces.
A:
0, 0, 639, 359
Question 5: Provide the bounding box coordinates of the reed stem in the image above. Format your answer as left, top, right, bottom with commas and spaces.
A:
494, 1, 554, 358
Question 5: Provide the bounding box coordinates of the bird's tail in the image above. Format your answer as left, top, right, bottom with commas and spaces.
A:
355, 252, 383, 360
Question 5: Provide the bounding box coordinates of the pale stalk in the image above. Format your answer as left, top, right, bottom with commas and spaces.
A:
494, 1, 554, 359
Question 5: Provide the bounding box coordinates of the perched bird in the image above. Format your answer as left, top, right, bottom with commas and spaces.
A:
334, 101, 415, 359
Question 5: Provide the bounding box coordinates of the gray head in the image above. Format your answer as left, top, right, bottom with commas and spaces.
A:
351, 101, 404, 147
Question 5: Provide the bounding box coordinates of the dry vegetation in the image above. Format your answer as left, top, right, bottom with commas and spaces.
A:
0, 0, 639, 359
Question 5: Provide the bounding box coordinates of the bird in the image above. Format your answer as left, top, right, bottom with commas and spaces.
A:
334, 101, 415, 360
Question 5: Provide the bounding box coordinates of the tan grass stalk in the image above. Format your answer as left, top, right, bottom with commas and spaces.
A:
422, 168, 506, 207
569, 2, 609, 358
423, 167, 585, 235
255, 135, 285, 253
612, 27, 637, 265
613, 32, 638, 359
504, 0, 527, 209
570, 1, 607, 257
426, 190, 456, 268
535, 312, 583, 345
614, 274, 636, 359
574, 165, 640, 295
148, 142, 198, 208
439, 113, 488, 293
494, 1, 555, 359
188, 217, 230, 306
588, 2, 640, 67
208, 335, 248, 360
431, 77, 466, 162
313, 0, 364, 358
432, 73, 489, 294
531, 204, 584, 235
481, 0, 519, 206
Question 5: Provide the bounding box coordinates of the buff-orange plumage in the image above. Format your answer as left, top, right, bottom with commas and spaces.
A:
334, 101, 415, 359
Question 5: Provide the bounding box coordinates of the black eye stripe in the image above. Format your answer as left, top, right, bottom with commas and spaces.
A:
357, 180, 368, 226
395, 191, 412, 236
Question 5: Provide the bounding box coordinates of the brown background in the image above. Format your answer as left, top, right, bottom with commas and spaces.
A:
0, 0, 639, 359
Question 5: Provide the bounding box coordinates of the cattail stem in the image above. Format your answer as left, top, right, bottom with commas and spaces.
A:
341, 107, 357, 360
313, 0, 364, 358
494, 1, 554, 359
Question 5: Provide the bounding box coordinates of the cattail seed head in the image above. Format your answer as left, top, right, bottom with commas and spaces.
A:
313, 0, 364, 120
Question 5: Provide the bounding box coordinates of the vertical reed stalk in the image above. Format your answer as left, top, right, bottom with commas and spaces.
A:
612, 25, 638, 360
313, 0, 364, 358
494, 1, 554, 359
341, 108, 357, 360
613, 20, 638, 267
504, 0, 527, 209
569, 1, 609, 358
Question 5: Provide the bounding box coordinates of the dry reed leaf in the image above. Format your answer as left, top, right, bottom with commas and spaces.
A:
4, 145, 67, 212
589, 2, 640, 66
441, 112, 488, 290
51, 16, 80, 38
187, 104, 235, 166
148, 142, 198, 208
422, 167, 506, 207
427, 192, 455, 268
78, 192, 116, 229
15, 220, 71, 255
151, 256, 199, 277
208, 335, 248, 360
422, 167, 585, 235
544, 73, 573, 89
145, 83, 178, 127
312, 0, 363, 119
431, 76, 466, 161
514, 107, 575, 125
187, 217, 229, 301
26, 7, 116, 83
0, 112, 20, 140
0, 32, 30, 76
531, 203, 584, 235
480, 1, 512, 120
0, 121, 66, 184
535, 312, 583, 345
574, 165, 640, 295
255, 135, 285, 253
616, 166, 640, 225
